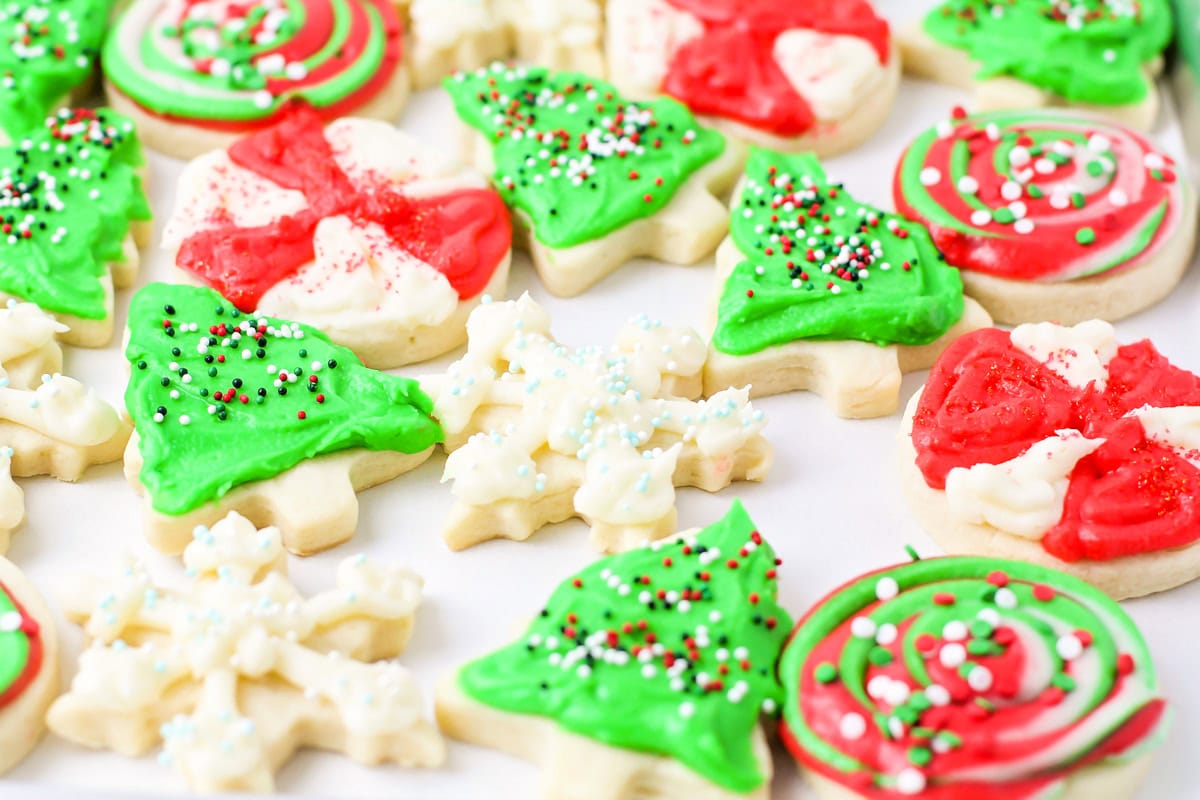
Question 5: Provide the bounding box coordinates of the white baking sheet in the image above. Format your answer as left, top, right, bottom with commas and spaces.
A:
4, 1, 1199, 797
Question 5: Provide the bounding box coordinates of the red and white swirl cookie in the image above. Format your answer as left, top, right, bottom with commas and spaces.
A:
162, 105, 512, 368
900, 320, 1200, 599
780, 554, 1168, 799
0, 556, 58, 775
895, 108, 1196, 324
605, 0, 899, 155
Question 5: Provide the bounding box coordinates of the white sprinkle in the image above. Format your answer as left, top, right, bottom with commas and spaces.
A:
925, 684, 951, 706
679, 701, 695, 718
850, 616, 877, 639
956, 175, 979, 195
970, 209, 992, 226
876, 623, 899, 646
967, 665, 993, 692
1014, 219, 1035, 235
939, 643, 967, 668
995, 588, 1018, 609
1000, 181, 1022, 201
896, 768, 927, 795
919, 167, 941, 186
1056, 634, 1084, 661
942, 621, 968, 641
839, 712, 867, 740
875, 577, 899, 600
1108, 188, 1129, 207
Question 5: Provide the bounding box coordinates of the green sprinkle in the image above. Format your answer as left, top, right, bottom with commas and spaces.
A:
905, 545, 922, 562
911, 726, 936, 740
992, 207, 1015, 224
909, 693, 932, 712
895, 706, 920, 725
1053, 673, 1077, 692
814, 662, 838, 684
1076, 227, 1096, 245
1086, 160, 1104, 177
968, 640, 996, 656
869, 647, 894, 667
1026, 184, 1044, 199
1071, 191, 1086, 208
970, 619, 994, 639
936, 731, 963, 749
908, 746, 933, 767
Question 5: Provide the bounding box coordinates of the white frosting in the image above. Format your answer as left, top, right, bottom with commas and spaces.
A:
435, 296, 765, 528
1010, 320, 1118, 390
1129, 405, 1200, 467
606, 0, 705, 90
57, 511, 437, 792
408, 0, 496, 48
163, 119, 507, 335
772, 29, 887, 121
945, 430, 1105, 538
0, 299, 66, 367
0, 447, 22, 535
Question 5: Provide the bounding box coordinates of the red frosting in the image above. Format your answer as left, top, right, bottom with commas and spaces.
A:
660, 0, 889, 137
175, 105, 512, 311
912, 328, 1200, 561
0, 583, 43, 710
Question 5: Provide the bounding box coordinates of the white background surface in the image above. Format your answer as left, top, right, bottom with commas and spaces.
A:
5, 1, 1200, 797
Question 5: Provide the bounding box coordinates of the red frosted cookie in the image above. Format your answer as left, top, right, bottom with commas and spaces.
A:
162, 105, 512, 369
605, 0, 899, 155
900, 320, 1200, 598
0, 556, 58, 775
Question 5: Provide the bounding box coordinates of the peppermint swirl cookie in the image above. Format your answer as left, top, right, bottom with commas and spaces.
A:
163, 105, 512, 368
0, 556, 58, 776
606, 0, 899, 155
899, 0, 1173, 129
900, 320, 1200, 599
894, 109, 1196, 324
0, 0, 111, 140
103, 0, 407, 159
780, 556, 1168, 799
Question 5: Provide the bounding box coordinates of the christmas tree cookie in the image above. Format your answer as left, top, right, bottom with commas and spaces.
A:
123, 282, 444, 556
48, 511, 445, 792
437, 501, 792, 800
606, 0, 900, 156
0, 300, 131, 536
163, 105, 513, 370
0, 108, 152, 347
780, 555, 1167, 799
705, 149, 990, 419
103, 0, 410, 159
894, 109, 1196, 325
406, 0, 604, 89
424, 294, 772, 552
900, 0, 1173, 129
0, 0, 112, 141
444, 62, 746, 297
0, 555, 58, 776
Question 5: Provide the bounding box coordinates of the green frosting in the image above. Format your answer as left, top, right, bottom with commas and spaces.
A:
923, 0, 1173, 105
0, 584, 31, 698
0, 0, 112, 137
0, 108, 151, 320
125, 283, 443, 516
458, 501, 792, 793
444, 62, 725, 249
712, 149, 964, 356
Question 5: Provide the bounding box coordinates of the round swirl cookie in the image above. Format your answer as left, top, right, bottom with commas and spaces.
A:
0, 108, 151, 347
705, 148, 990, 419
436, 500, 792, 800
900, 320, 1200, 599
163, 105, 511, 369
102, 0, 408, 159
0, 0, 112, 141
894, 109, 1196, 325
0, 556, 58, 776
444, 62, 745, 297
606, 0, 899, 156
780, 555, 1168, 799
899, 0, 1172, 129
122, 282, 444, 556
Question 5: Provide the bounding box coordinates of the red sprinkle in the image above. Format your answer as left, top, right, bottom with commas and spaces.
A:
1033, 585, 1055, 602
933, 592, 955, 606
986, 571, 1009, 587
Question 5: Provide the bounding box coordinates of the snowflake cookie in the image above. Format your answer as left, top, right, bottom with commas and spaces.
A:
0, 299, 131, 554
47, 511, 445, 793
423, 294, 772, 552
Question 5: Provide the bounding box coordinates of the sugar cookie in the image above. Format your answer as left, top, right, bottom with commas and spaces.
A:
0, 449, 21, 551
103, 0, 409, 159
705, 148, 990, 418
0, 0, 111, 141
405, 0, 604, 89
163, 105, 512, 369
0, 300, 131, 532
0, 555, 58, 775
47, 511, 444, 793
900, 0, 1172, 129
900, 321, 1200, 599
780, 555, 1168, 799
0, 108, 151, 347
606, 0, 899, 156
123, 283, 443, 556
445, 62, 745, 297
894, 108, 1196, 325
423, 295, 772, 552
437, 500, 791, 800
